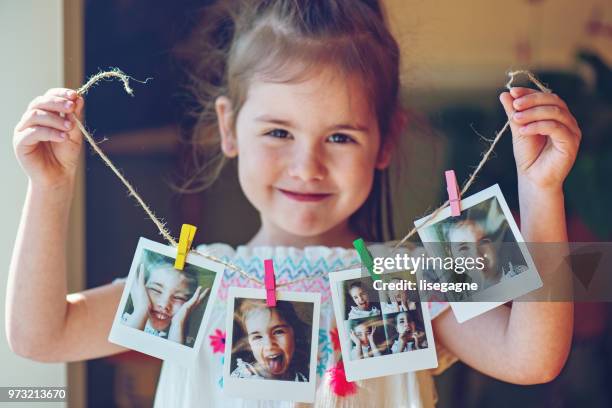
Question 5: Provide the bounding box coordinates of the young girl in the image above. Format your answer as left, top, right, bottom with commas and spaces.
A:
230, 298, 310, 381
390, 312, 428, 353
447, 219, 527, 290
8, 0, 579, 406
349, 317, 384, 360
347, 281, 381, 319
381, 277, 418, 314
121, 251, 209, 346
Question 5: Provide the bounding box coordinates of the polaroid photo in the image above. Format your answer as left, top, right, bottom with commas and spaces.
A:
329, 269, 438, 382
223, 287, 321, 403
108, 237, 223, 365
414, 184, 542, 323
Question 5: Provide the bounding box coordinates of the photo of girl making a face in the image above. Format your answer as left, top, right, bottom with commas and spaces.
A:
348, 317, 387, 360
346, 280, 381, 319
121, 250, 211, 346
388, 311, 428, 353
444, 197, 529, 290
380, 277, 418, 314
230, 298, 312, 382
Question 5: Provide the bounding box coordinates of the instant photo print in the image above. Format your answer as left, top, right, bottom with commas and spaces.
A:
414, 184, 542, 323
108, 237, 223, 365
329, 269, 438, 382
223, 287, 321, 403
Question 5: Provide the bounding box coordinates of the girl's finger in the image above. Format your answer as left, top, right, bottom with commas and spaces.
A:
518, 120, 579, 151
188, 286, 202, 306
512, 91, 569, 112
509, 87, 539, 99
512, 105, 580, 136
44, 88, 78, 101
139, 264, 146, 287
15, 126, 68, 146
198, 287, 210, 303
28, 95, 77, 115
16, 109, 74, 133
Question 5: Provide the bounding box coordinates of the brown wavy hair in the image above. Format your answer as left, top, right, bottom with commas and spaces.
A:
175, 0, 405, 241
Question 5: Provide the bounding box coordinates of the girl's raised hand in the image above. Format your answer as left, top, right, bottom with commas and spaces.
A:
130, 264, 151, 318
123, 264, 150, 330
172, 287, 209, 327
349, 330, 360, 346
169, 286, 209, 344
367, 326, 377, 345
499, 87, 581, 190
13, 88, 84, 188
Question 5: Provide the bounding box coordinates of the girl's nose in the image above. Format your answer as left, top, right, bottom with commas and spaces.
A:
157, 295, 171, 312
287, 145, 326, 181
261, 335, 278, 349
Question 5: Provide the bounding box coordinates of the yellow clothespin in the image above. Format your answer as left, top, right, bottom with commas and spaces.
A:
174, 224, 197, 270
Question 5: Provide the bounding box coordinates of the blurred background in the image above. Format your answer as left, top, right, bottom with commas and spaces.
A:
2, 0, 612, 407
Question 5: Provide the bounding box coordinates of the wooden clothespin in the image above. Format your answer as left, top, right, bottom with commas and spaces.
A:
353, 238, 380, 281
174, 224, 197, 270
445, 170, 462, 216
264, 259, 277, 307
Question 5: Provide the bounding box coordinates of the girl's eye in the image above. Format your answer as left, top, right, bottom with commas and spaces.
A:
327, 133, 355, 144
147, 287, 161, 294
273, 329, 286, 336
264, 129, 291, 139
173, 296, 188, 302
250, 335, 262, 341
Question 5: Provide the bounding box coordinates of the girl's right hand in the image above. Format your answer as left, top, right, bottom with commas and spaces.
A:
13, 88, 84, 188
349, 330, 360, 346
130, 264, 151, 318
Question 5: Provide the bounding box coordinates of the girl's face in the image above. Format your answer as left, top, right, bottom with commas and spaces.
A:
387, 279, 407, 303
145, 267, 192, 331
350, 286, 370, 310
244, 308, 296, 378
396, 312, 409, 334
354, 323, 371, 346
218, 66, 391, 242
448, 221, 497, 278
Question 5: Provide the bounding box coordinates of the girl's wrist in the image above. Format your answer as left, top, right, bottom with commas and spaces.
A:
29, 177, 76, 199
517, 176, 564, 199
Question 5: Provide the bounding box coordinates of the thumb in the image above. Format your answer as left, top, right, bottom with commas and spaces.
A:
74, 96, 85, 118
67, 96, 85, 141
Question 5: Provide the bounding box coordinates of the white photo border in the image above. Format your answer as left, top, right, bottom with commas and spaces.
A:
223, 287, 321, 403
108, 236, 224, 366
329, 268, 438, 382
414, 184, 543, 323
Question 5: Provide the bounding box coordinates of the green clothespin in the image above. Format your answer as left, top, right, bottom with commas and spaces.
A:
353, 238, 380, 281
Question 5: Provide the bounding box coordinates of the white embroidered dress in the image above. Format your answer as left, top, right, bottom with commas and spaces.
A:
118, 244, 456, 408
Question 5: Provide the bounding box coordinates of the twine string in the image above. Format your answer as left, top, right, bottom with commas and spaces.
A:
73, 68, 550, 287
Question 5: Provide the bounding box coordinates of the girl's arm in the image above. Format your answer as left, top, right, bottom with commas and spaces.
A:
433, 87, 579, 384
6, 88, 127, 362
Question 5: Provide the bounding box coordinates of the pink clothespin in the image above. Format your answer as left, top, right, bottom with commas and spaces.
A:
445, 170, 461, 216
264, 259, 277, 307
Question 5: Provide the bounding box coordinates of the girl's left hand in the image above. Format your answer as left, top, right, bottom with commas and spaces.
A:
367, 326, 377, 344
168, 286, 209, 343
499, 87, 582, 190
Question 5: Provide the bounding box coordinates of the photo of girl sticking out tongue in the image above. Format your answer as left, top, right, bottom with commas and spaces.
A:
347, 280, 381, 319
121, 250, 210, 346
230, 298, 312, 382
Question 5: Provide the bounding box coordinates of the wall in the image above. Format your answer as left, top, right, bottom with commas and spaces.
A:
386, 0, 612, 91
0, 1, 84, 407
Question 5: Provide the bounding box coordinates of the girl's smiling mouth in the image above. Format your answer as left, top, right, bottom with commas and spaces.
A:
277, 188, 332, 202
150, 308, 170, 322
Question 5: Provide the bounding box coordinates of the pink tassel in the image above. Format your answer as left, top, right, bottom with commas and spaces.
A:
326, 361, 357, 397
